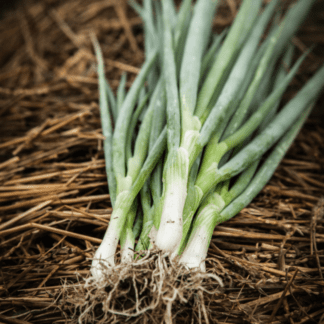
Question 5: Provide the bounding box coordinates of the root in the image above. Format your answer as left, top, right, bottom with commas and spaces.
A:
58, 250, 225, 324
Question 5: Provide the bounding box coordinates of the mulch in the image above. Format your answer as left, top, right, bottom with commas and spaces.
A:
0, 0, 324, 323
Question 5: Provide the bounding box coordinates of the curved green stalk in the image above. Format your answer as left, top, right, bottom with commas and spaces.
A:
91, 35, 117, 207
113, 49, 158, 188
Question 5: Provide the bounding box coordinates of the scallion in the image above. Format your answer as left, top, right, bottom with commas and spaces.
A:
90, 0, 324, 284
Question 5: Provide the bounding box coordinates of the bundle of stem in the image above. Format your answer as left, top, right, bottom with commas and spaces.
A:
90, 0, 324, 281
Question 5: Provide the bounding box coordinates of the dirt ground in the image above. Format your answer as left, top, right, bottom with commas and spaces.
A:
0, 0, 324, 323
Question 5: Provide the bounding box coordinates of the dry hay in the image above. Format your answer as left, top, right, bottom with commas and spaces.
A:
1, 0, 324, 323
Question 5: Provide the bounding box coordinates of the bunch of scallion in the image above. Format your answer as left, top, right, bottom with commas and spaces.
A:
90, 0, 324, 282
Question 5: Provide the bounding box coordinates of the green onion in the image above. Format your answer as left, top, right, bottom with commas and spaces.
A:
90, 0, 324, 281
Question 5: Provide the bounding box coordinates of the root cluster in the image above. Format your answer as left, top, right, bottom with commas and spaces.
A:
59, 250, 225, 323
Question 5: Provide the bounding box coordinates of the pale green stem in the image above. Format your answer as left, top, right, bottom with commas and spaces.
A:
179, 0, 219, 116
200, 31, 226, 81
113, 49, 158, 187
195, 0, 262, 119
117, 72, 127, 111
120, 199, 138, 263
91, 35, 117, 206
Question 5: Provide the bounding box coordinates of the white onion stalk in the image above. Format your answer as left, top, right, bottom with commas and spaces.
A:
155, 148, 189, 252
91, 191, 130, 280
179, 193, 225, 270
